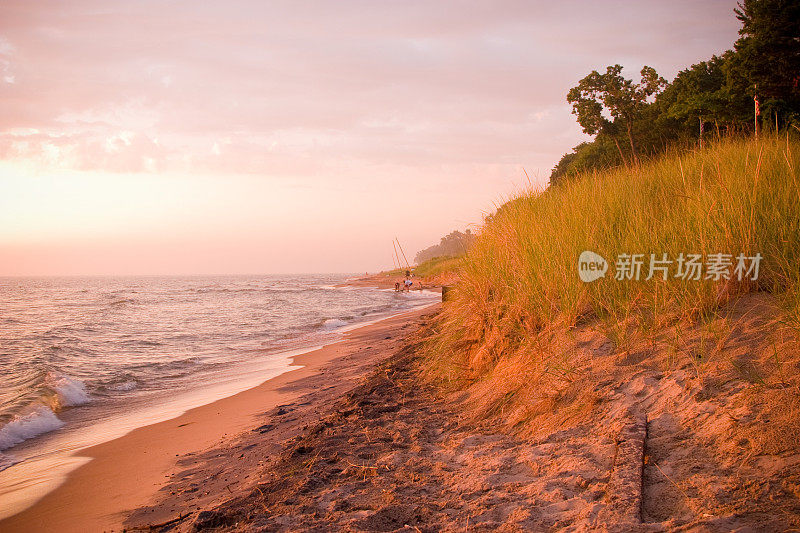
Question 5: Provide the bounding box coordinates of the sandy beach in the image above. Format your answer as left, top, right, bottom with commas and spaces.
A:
3, 293, 800, 532
0, 305, 438, 533
124, 294, 798, 532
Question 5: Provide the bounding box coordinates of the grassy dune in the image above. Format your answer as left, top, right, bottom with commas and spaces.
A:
421, 134, 800, 428
413, 255, 463, 280
377, 256, 463, 285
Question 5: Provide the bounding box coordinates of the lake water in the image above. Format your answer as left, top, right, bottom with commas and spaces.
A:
0, 274, 438, 518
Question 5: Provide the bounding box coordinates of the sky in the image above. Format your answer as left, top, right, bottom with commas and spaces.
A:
0, 0, 742, 275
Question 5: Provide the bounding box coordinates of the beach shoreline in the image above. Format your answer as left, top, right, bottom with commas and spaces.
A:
342, 272, 445, 291
0, 304, 438, 533
112, 293, 800, 533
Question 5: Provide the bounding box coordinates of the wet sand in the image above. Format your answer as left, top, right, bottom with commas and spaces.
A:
0, 305, 437, 533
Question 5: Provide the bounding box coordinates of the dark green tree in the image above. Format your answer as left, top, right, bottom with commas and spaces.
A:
415, 230, 475, 264
655, 53, 751, 136
567, 65, 667, 164
549, 138, 622, 185
549, 1, 799, 185
730, 0, 800, 125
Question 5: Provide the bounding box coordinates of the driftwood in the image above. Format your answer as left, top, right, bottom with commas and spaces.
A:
598, 413, 648, 529
125, 512, 191, 531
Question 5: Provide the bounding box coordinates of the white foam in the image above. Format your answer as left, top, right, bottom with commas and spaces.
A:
322, 318, 348, 330
51, 375, 91, 407
397, 289, 441, 300
110, 381, 137, 392
0, 407, 65, 451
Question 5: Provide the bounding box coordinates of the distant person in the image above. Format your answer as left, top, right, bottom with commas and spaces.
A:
405, 270, 411, 278
394, 281, 401, 292
404, 279, 412, 291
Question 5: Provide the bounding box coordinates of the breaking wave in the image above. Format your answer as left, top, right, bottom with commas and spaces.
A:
0, 407, 65, 451
0, 275, 440, 458
48, 374, 91, 409
321, 318, 349, 330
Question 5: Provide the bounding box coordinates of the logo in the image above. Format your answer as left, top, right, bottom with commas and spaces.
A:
578, 250, 608, 283
576, 251, 762, 282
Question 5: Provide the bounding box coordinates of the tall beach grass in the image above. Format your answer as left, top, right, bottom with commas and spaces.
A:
422, 134, 800, 388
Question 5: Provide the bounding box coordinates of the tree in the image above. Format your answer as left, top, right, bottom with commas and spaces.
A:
549, 138, 622, 185
730, 0, 800, 125
659, 57, 728, 124
415, 230, 475, 264
549, 0, 800, 185
655, 53, 751, 136
567, 65, 667, 164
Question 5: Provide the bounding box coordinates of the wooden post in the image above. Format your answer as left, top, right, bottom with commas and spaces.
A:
596, 413, 648, 527
699, 115, 703, 149
754, 85, 761, 138
441, 285, 452, 302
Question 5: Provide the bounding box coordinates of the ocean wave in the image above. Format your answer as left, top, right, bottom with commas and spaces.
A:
185, 286, 311, 295
92, 375, 139, 396
47, 374, 91, 408
119, 338, 163, 347
0, 407, 65, 451
396, 289, 441, 301
100, 292, 139, 306
109, 380, 138, 392
0, 276, 435, 458
189, 287, 255, 294
321, 318, 348, 330
108, 298, 137, 306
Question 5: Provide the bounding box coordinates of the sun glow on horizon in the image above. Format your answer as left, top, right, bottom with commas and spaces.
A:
0, 0, 741, 275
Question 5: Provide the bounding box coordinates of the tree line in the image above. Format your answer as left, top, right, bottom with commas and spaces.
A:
415, 230, 475, 264
550, 0, 800, 184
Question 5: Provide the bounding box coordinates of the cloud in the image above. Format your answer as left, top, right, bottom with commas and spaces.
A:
0, 36, 14, 84
0, 0, 741, 183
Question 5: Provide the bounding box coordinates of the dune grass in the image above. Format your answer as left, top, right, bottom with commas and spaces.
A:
422, 134, 800, 389
380, 255, 462, 280
413, 255, 464, 280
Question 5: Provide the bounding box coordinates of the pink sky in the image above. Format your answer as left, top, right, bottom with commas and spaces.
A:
0, 1, 740, 275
